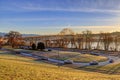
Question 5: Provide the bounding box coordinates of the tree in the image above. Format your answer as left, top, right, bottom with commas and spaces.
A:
114, 36, 120, 51
32, 43, 36, 50
59, 28, 75, 48
100, 33, 113, 51
96, 32, 103, 50
5, 31, 22, 48
82, 30, 93, 50
76, 37, 84, 49
0, 36, 3, 49
37, 42, 45, 50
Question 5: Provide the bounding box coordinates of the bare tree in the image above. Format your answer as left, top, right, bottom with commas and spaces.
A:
96, 32, 106, 50
100, 33, 113, 51
0, 36, 3, 48
75, 34, 83, 49
82, 30, 93, 50
59, 28, 75, 48
114, 36, 120, 51
5, 31, 22, 48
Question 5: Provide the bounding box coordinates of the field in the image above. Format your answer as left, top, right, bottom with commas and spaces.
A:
0, 51, 120, 80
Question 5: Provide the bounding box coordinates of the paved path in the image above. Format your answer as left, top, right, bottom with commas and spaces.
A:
20, 51, 120, 67
2, 48, 120, 67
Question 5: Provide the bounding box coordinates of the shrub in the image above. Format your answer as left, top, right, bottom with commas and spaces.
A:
32, 43, 36, 50
48, 49, 52, 51
37, 42, 45, 50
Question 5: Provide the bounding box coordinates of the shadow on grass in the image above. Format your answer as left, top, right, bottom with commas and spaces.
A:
75, 64, 120, 75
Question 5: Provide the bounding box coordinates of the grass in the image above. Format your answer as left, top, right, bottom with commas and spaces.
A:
0, 51, 120, 80
70, 54, 108, 63
79, 63, 120, 74
2, 47, 108, 63
12, 49, 107, 62
48, 51, 107, 62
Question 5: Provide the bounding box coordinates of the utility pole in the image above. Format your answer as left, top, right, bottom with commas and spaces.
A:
57, 49, 60, 68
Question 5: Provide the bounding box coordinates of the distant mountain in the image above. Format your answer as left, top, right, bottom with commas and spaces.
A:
0, 32, 6, 37
0, 32, 39, 37
22, 34, 39, 37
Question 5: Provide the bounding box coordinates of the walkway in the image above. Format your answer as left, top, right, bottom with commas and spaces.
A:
18, 50, 120, 67
1, 48, 120, 67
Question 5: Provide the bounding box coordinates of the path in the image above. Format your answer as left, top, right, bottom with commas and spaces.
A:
1, 48, 120, 67
19, 51, 120, 67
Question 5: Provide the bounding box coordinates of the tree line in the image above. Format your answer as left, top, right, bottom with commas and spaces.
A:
0, 30, 120, 51
73, 30, 120, 51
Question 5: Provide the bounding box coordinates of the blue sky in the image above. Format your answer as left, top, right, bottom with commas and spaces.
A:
0, 0, 120, 34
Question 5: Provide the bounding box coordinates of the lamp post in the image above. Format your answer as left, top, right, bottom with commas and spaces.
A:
57, 49, 60, 68
57, 34, 61, 68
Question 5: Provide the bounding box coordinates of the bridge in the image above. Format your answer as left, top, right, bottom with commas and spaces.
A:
23, 28, 84, 48
23, 28, 116, 49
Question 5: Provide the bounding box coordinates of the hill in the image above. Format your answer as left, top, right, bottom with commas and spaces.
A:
0, 32, 39, 37
0, 32, 6, 37
0, 52, 120, 80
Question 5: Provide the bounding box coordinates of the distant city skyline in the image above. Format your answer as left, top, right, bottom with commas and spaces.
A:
0, 0, 120, 34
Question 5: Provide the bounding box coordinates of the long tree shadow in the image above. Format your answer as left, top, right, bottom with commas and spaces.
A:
75, 64, 120, 75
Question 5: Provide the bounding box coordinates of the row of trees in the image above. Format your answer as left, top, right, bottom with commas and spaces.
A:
2, 30, 120, 51
1, 31, 45, 51
2, 31, 46, 50
74, 30, 120, 51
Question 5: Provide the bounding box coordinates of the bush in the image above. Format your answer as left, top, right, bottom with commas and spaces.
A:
31, 43, 36, 50
89, 61, 98, 65
15, 51, 21, 54
64, 60, 73, 64
37, 42, 45, 50
48, 49, 52, 51
0, 46, 2, 49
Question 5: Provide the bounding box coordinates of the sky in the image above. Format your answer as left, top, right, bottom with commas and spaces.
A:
0, 0, 120, 34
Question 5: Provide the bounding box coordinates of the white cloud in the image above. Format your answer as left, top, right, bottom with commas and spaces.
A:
1, 17, 118, 22
1, 0, 120, 14
20, 6, 120, 13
